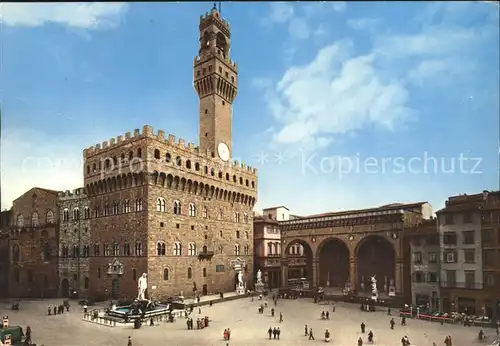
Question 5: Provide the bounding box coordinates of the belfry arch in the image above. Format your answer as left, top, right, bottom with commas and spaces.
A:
356, 235, 396, 295
317, 238, 350, 289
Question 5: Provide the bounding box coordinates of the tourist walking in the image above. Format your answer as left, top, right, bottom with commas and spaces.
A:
127, 336, 132, 346
309, 329, 315, 340
268, 327, 272, 340
304, 324, 308, 336
358, 337, 363, 346
361, 322, 366, 333
276, 327, 280, 340
279, 312, 283, 322
390, 318, 395, 330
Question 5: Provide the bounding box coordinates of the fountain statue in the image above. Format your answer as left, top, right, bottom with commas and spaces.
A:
370, 275, 378, 302
238, 270, 244, 287
256, 269, 262, 283
137, 273, 148, 301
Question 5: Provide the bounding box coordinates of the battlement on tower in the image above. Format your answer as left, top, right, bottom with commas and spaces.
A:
83, 125, 258, 176
194, 55, 237, 70
199, 8, 230, 32
58, 187, 87, 199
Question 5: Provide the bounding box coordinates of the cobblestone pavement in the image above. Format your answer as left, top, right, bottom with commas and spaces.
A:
0, 297, 493, 346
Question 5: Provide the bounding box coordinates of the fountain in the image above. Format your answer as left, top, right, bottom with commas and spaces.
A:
104, 273, 171, 322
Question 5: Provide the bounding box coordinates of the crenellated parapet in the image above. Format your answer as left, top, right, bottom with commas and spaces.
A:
199, 8, 230, 36
57, 188, 87, 200
83, 125, 257, 177
193, 55, 237, 70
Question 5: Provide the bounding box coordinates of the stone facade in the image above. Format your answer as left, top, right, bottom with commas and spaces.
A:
58, 188, 91, 297
408, 218, 440, 310
437, 191, 500, 317
82, 7, 257, 300
280, 202, 432, 300
253, 216, 281, 288
8, 187, 59, 297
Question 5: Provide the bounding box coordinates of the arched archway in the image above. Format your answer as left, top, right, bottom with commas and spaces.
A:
317, 238, 350, 289
356, 235, 395, 294
285, 240, 313, 289
61, 279, 69, 298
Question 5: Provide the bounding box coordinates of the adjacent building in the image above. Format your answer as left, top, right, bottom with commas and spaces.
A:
82, 7, 257, 300
58, 188, 91, 297
0, 210, 10, 297
279, 202, 432, 302
262, 206, 290, 222
253, 215, 281, 288
408, 218, 440, 310
437, 191, 499, 316
8, 187, 59, 298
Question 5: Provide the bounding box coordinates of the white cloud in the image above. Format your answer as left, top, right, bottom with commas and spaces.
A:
287, 18, 311, 40
0, 3, 128, 29
347, 18, 381, 31
266, 2, 294, 24
332, 2, 347, 13
0, 129, 91, 210
260, 42, 412, 151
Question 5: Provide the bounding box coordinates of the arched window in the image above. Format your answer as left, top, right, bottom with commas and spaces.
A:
173, 200, 181, 215
72, 245, 79, 258
113, 201, 119, 214
175, 156, 182, 166
156, 198, 166, 212
135, 199, 143, 211
165, 153, 171, 163
135, 242, 143, 256
84, 207, 90, 219
234, 212, 240, 223
43, 243, 51, 262
123, 200, 131, 213
218, 245, 223, 254
84, 277, 90, 289
83, 245, 90, 257
203, 268, 207, 277
31, 212, 39, 227
137, 148, 142, 158
187, 267, 192, 279
113, 242, 120, 256
188, 243, 196, 256
157, 241, 166, 256
245, 231, 249, 239
202, 206, 208, 218
63, 209, 69, 222
244, 245, 249, 255
195, 162, 200, 171
46, 210, 54, 224
163, 269, 169, 280
124, 242, 131, 256
186, 160, 192, 169
93, 244, 100, 256
234, 244, 240, 256
188, 203, 196, 217
243, 213, 248, 223
274, 243, 279, 255
173, 242, 182, 256
16, 214, 23, 228
12, 244, 20, 262
236, 230, 240, 239
154, 149, 160, 159
218, 208, 223, 220
268, 243, 273, 255
73, 208, 80, 221
202, 245, 208, 253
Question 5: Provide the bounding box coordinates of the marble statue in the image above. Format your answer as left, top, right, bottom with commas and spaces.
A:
137, 273, 148, 300
238, 270, 244, 287
371, 275, 377, 294
370, 275, 378, 301
256, 269, 262, 283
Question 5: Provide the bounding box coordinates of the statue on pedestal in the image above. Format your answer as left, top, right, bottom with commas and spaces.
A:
370, 275, 378, 301
256, 269, 262, 283
238, 270, 244, 287
137, 273, 148, 301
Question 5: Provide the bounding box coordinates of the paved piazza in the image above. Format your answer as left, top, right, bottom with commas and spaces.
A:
1, 297, 494, 346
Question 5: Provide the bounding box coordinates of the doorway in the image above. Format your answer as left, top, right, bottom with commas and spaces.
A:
202, 284, 208, 296
61, 279, 69, 298
111, 279, 119, 299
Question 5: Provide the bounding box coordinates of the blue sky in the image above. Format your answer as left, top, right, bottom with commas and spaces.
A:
1, 2, 499, 214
